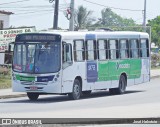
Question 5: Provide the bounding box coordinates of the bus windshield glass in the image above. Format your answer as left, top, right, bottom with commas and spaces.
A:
13, 42, 61, 74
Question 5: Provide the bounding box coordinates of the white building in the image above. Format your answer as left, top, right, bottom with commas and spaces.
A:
0, 10, 13, 64
0, 10, 13, 29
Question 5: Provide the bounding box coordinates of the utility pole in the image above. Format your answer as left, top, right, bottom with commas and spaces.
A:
69, 0, 75, 31
49, 0, 59, 29
53, 0, 59, 29
143, 0, 147, 32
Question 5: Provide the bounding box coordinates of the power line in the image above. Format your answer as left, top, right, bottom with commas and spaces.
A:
13, 8, 65, 15
11, 9, 53, 12
0, 0, 30, 6
1, 4, 68, 9
83, 0, 142, 12
0, 5, 51, 8
10, 11, 54, 19
14, 10, 53, 15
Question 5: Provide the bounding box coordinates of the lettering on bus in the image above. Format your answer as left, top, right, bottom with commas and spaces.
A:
87, 61, 98, 82
116, 62, 130, 70
88, 65, 96, 71
18, 35, 56, 41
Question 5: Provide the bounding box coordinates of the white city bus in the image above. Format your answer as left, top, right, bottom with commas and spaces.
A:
11, 31, 150, 100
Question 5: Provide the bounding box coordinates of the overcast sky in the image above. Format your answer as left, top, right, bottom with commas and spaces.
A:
0, 0, 160, 30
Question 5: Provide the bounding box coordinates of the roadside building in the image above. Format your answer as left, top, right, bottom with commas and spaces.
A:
0, 10, 14, 29
0, 10, 14, 65
0, 10, 36, 64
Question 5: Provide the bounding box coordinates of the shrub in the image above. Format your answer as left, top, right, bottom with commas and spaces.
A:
151, 53, 160, 67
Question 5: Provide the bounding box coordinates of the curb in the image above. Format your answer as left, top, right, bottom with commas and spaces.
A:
0, 75, 160, 100
0, 94, 26, 99
151, 75, 160, 79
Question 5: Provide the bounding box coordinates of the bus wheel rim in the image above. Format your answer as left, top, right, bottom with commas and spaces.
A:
74, 84, 80, 97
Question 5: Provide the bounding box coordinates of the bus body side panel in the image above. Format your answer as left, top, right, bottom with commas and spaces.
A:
62, 62, 86, 93
129, 59, 142, 85
96, 60, 111, 89
108, 59, 130, 88
85, 60, 111, 90
127, 58, 150, 86
141, 58, 150, 82
109, 60, 120, 88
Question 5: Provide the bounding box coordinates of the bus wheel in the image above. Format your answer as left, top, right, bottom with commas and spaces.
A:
27, 93, 39, 101
116, 75, 126, 94
109, 75, 126, 95
82, 91, 92, 96
68, 79, 82, 100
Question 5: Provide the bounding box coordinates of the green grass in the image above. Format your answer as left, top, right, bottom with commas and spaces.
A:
0, 74, 11, 89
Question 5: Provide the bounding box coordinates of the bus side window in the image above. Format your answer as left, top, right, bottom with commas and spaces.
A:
130, 39, 139, 58
140, 39, 149, 57
74, 40, 85, 61
63, 43, 72, 63
119, 39, 129, 59
98, 40, 108, 60
86, 40, 97, 60
109, 40, 119, 59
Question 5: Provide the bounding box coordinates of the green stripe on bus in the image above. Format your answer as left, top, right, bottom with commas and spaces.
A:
98, 61, 110, 81
98, 59, 141, 81
16, 75, 35, 81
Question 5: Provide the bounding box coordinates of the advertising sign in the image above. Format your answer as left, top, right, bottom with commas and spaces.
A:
0, 27, 36, 52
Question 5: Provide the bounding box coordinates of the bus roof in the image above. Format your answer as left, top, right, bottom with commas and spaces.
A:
40, 31, 149, 40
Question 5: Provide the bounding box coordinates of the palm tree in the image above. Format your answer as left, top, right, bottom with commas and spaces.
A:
74, 6, 94, 31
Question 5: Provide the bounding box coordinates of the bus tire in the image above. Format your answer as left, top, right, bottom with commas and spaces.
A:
27, 93, 39, 101
116, 75, 127, 94
68, 79, 82, 100
109, 75, 126, 95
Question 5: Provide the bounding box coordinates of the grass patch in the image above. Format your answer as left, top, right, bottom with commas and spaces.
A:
0, 74, 11, 89
0, 78, 11, 89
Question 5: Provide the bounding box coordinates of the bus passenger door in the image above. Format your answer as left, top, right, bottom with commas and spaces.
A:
62, 42, 73, 93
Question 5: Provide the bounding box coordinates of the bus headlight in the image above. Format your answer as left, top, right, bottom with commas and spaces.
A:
56, 74, 59, 78
12, 73, 16, 81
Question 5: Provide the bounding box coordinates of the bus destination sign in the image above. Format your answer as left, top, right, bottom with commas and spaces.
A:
16, 34, 61, 42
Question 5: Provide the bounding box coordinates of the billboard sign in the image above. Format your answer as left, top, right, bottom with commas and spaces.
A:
0, 27, 36, 52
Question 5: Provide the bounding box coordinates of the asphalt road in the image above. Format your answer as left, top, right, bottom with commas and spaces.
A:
0, 78, 160, 118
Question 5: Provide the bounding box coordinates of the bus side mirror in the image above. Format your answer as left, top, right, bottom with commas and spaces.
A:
8, 42, 14, 52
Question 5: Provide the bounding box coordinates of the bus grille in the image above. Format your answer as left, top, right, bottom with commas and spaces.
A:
21, 81, 48, 85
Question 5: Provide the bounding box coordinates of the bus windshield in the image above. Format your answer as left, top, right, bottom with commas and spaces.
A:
13, 42, 61, 74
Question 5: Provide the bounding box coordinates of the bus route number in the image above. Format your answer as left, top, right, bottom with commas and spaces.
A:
88, 65, 96, 71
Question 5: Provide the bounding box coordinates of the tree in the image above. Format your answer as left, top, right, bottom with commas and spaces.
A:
147, 16, 160, 47
74, 6, 95, 31
92, 8, 136, 29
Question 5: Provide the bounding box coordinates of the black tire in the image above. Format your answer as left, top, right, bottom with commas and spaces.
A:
109, 75, 126, 95
27, 93, 39, 101
82, 91, 92, 96
68, 79, 82, 100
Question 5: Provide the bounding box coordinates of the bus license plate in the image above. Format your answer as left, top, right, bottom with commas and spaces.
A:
30, 86, 38, 90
